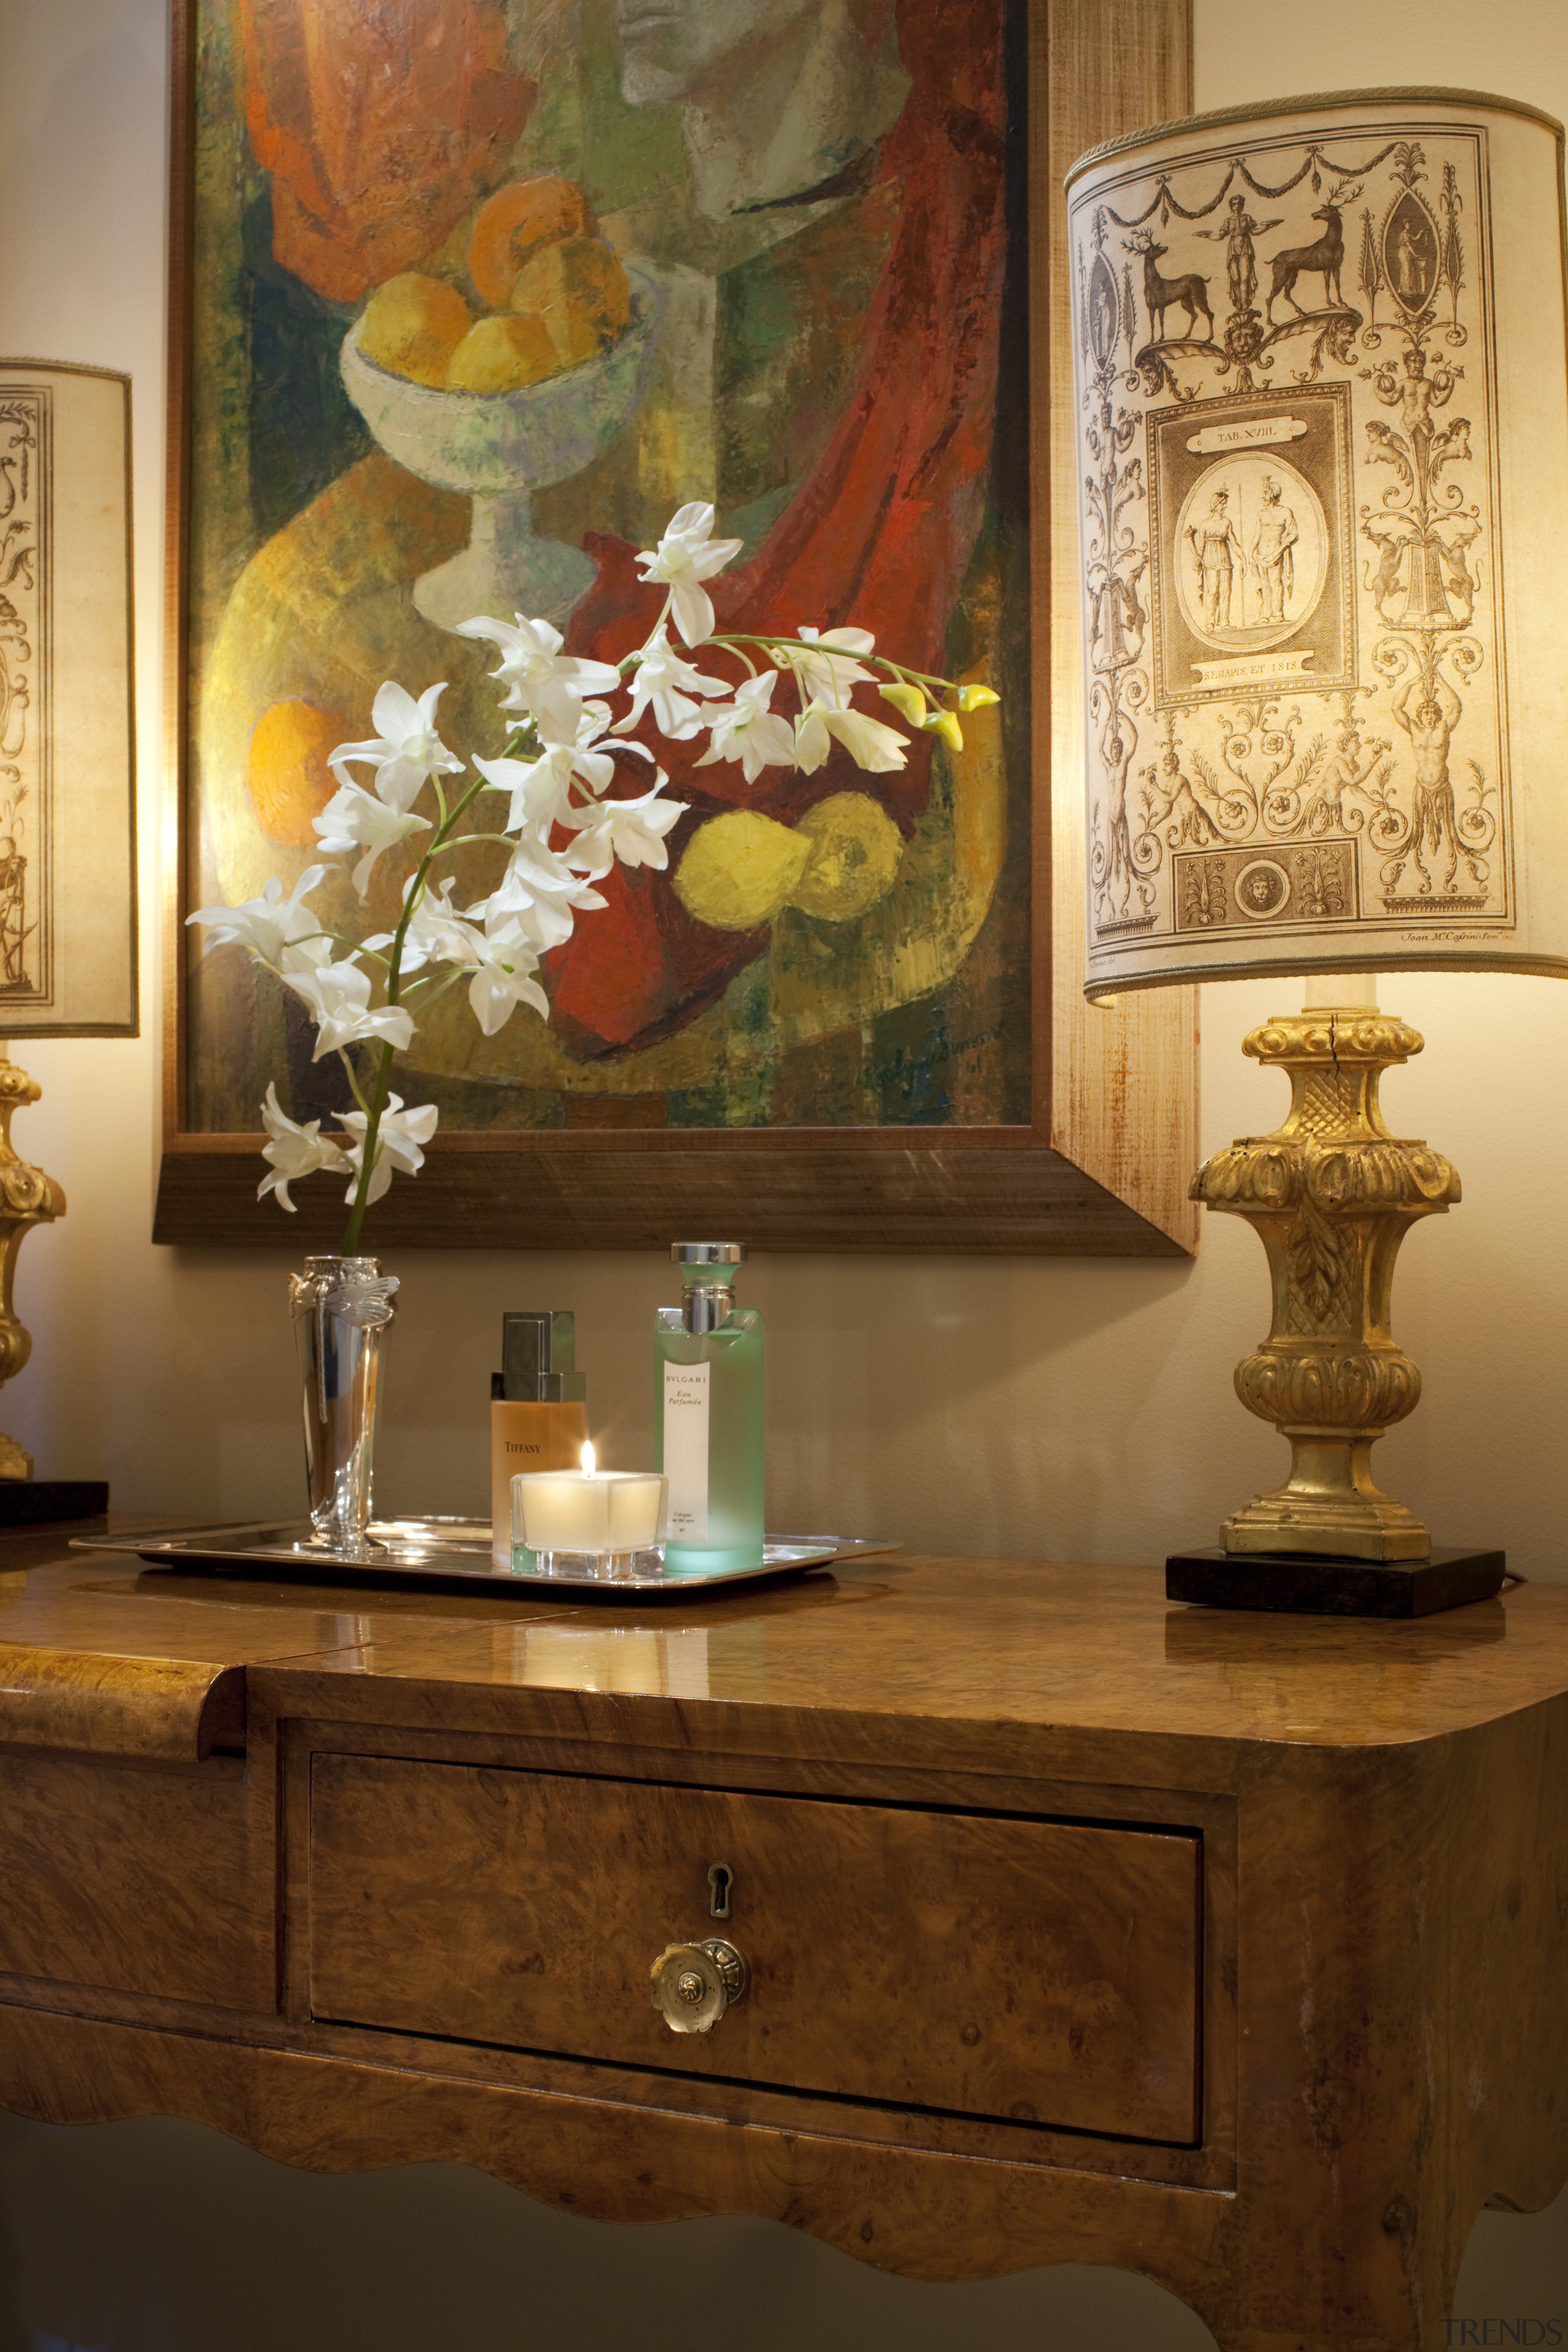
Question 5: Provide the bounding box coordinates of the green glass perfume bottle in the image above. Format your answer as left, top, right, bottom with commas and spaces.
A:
654, 1243, 764, 1572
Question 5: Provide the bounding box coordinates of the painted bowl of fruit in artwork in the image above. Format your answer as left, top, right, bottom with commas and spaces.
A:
341, 257, 662, 633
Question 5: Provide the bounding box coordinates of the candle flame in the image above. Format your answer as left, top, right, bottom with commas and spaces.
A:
581, 1439, 596, 1477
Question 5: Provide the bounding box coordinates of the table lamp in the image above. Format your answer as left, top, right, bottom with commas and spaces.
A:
0, 360, 137, 1520
1066, 91, 1568, 1616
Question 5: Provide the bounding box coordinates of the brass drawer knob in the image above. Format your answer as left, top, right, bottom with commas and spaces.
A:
649, 1937, 748, 2034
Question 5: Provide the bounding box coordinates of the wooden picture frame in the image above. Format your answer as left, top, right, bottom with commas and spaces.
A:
155, 0, 1197, 1255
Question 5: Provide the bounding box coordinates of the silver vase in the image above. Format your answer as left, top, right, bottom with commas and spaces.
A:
289, 1254, 399, 1549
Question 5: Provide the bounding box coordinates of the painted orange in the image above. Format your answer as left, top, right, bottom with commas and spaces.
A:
468, 175, 592, 310
245, 700, 347, 846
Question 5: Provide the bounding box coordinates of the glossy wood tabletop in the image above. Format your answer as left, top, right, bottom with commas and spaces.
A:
3, 1518, 1562, 1753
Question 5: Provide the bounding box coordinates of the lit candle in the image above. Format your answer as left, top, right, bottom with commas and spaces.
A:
510, 1441, 668, 1575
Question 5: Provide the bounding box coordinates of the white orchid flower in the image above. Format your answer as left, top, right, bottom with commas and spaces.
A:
633, 501, 745, 647
328, 682, 464, 814
481, 837, 608, 953
336, 1094, 440, 1207
774, 625, 879, 703
312, 781, 432, 897
187, 866, 331, 967
257, 1082, 350, 1212
363, 875, 474, 976
565, 780, 688, 878
277, 933, 338, 981
454, 612, 621, 739
464, 916, 550, 1036
694, 669, 796, 784
476, 707, 619, 836
283, 956, 417, 1061
615, 626, 729, 741
793, 699, 910, 776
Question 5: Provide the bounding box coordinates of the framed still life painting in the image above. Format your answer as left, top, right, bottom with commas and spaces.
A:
157, 0, 1197, 1252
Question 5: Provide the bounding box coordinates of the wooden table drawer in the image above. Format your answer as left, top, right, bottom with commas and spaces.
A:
309, 1755, 1200, 2143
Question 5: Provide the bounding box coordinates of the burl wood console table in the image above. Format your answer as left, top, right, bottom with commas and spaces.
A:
0, 1524, 1564, 2351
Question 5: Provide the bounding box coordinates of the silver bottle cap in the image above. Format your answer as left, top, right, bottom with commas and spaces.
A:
671, 1244, 745, 1333
500, 1310, 587, 1403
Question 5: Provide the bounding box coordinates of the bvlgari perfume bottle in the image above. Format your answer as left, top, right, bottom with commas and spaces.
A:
654, 1243, 764, 1572
489, 1311, 589, 1567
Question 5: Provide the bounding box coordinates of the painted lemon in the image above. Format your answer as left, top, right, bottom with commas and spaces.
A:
791, 792, 903, 919
446, 311, 561, 393
674, 795, 904, 932
674, 812, 811, 930
360, 273, 472, 388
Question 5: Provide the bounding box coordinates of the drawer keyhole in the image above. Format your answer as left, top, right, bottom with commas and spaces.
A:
707, 1861, 733, 1919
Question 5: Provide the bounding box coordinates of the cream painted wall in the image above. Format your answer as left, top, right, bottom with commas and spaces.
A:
0, 1, 1566, 2345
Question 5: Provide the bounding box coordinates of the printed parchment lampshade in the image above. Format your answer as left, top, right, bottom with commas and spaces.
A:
0, 360, 135, 1520
1065, 92, 1568, 1614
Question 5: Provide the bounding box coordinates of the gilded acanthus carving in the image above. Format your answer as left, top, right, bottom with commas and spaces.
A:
1195, 1133, 1457, 1217
1243, 1011, 1423, 1064
1189, 1005, 1457, 1559
1233, 1346, 1422, 1431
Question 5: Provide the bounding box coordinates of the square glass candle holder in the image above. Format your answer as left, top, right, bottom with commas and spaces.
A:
510, 1468, 668, 1578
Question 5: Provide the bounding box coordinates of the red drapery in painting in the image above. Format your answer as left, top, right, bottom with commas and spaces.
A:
552, 0, 1008, 1054
236, 0, 533, 304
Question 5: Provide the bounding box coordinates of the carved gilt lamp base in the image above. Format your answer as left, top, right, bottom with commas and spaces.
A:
0, 1047, 107, 1524
1166, 1005, 1505, 1618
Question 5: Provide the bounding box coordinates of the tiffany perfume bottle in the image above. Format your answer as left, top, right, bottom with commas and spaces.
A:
489, 1310, 589, 1567
654, 1243, 764, 1571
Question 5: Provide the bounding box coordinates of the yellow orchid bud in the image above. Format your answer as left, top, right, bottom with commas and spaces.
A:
956, 682, 1000, 711
921, 709, 964, 751
878, 680, 929, 724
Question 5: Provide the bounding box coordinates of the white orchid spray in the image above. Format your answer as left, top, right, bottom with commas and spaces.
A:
188, 502, 998, 1248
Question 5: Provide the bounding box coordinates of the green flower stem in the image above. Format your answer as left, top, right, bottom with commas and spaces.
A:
340, 1038, 394, 1255
336, 762, 510, 1254
705, 634, 961, 697
401, 967, 469, 1016
336, 1048, 373, 1118
427, 830, 516, 855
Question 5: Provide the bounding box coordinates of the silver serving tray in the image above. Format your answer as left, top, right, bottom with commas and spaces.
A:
73, 1517, 897, 1597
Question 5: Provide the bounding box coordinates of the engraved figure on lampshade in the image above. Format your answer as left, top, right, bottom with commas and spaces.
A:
1394, 217, 1423, 301
1194, 192, 1281, 314
1393, 672, 1463, 875
1302, 709, 1392, 839
0, 835, 27, 988
1186, 487, 1246, 630
1249, 474, 1298, 624
1148, 733, 1223, 850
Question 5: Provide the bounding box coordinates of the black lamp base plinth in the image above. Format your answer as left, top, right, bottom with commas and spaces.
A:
1166, 1545, 1506, 1619
0, 1480, 108, 1526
